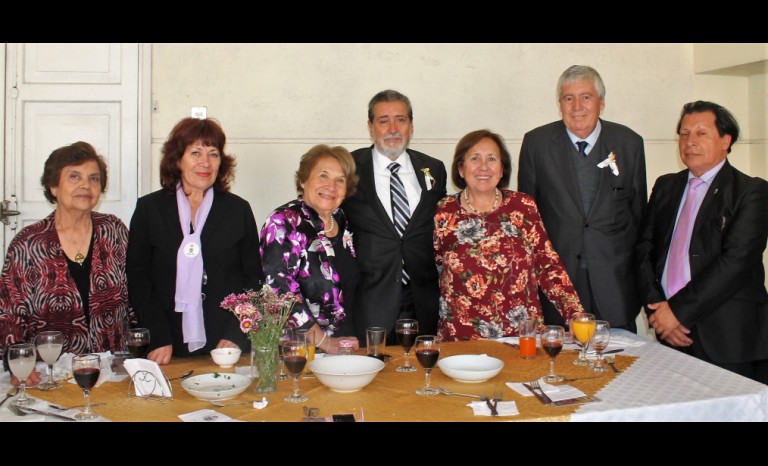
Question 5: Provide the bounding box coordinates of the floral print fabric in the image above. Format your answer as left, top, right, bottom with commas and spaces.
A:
260, 198, 355, 336
434, 190, 582, 341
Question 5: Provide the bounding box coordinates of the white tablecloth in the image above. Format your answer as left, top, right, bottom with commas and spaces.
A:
572, 329, 768, 421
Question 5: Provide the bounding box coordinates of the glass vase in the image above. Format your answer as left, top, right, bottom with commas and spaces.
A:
251, 344, 278, 394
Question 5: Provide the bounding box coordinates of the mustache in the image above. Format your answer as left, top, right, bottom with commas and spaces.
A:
383, 133, 403, 140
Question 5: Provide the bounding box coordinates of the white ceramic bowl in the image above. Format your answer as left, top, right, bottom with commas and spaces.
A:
437, 354, 504, 383
181, 373, 251, 400
308, 355, 385, 393
210, 348, 242, 368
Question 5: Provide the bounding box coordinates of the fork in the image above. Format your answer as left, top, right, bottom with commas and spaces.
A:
480, 393, 499, 416
528, 380, 554, 404
492, 390, 503, 413
210, 400, 254, 407
436, 386, 482, 399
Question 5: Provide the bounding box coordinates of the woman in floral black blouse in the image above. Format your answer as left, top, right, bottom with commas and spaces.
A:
260, 145, 360, 354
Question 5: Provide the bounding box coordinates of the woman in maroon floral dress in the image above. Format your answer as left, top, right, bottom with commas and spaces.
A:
434, 130, 582, 341
0, 142, 133, 380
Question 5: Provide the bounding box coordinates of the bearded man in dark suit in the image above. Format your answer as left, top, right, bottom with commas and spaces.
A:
518, 65, 647, 331
636, 101, 768, 384
341, 90, 447, 344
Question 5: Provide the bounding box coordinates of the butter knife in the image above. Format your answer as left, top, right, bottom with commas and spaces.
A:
522, 383, 553, 405
19, 406, 77, 421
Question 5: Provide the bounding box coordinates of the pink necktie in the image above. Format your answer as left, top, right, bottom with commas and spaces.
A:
666, 178, 704, 297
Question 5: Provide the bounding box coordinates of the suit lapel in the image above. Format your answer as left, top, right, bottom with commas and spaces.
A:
692, 162, 732, 237
201, 191, 225, 244
357, 148, 399, 236
549, 127, 586, 218
657, 172, 689, 275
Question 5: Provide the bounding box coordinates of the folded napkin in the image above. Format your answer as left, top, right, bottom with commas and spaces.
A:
467, 400, 519, 416
585, 334, 647, 355
60, 351, 123, 388
496, 336, 580, 351
178, 409, 244, 422
506, 380, 587, 402
124, 358, 172, 398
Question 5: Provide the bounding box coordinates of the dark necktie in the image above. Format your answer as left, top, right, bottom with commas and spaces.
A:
388, 162, 410, 285
576, 140, 588, 157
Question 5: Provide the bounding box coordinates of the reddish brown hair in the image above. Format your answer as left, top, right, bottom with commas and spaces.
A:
159, 117, 235, 193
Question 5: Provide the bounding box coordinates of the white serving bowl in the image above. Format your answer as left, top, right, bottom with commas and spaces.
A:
181, 373, 251, 401
308, 355, 385, 393
437, 354, 504, 383
210, 348, 242, 368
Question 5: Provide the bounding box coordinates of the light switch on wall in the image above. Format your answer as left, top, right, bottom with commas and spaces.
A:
191, 106, 207, 119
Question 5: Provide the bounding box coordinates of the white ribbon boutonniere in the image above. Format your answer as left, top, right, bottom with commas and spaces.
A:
422, 167, 436, 190
597, 152, 620, 176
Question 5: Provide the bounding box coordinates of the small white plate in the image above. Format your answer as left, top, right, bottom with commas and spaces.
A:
181, 373, 251, 401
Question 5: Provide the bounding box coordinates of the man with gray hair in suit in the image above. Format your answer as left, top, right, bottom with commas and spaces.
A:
518, 65, 647, 331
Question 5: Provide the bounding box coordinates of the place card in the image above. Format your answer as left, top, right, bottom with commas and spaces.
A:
124, 358, 172, 398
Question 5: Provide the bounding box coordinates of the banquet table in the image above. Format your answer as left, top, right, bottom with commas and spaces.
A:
1, 330, 766, 422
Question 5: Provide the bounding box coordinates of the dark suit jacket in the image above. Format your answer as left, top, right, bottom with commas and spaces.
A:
518, 119, 647, 327
635, 161, 768, 363
341, 146, 447, 340
126, 190, 264, 357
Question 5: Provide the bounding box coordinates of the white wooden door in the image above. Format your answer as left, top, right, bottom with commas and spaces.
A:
2, 43, 142, 265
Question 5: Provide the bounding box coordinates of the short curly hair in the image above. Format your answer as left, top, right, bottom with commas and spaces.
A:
294, 145, 358, 198
40, 141, 108, 204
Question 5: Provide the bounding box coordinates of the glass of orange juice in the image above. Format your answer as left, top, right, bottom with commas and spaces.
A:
296, 329, 315, 363
570, 312, 595, 366
519, 318, 537, 359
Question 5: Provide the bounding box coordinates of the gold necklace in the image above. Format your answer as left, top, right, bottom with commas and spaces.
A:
58, 222, 91, 266
463, 188, 500, 214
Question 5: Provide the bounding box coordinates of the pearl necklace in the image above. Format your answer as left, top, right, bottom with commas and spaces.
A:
323, 216, 335, 234
463, 188, 500, 215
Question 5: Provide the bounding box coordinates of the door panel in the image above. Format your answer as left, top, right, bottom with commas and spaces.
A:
3, 43, 140, 264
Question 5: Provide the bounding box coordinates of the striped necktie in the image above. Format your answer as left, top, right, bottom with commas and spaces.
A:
388, 162, 410, 285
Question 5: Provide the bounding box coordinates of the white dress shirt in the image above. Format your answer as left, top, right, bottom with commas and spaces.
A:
372, 147, 422, 223
566, 120, 602, 155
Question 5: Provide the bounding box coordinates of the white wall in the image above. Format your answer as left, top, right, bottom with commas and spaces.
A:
150, 43, 714, 226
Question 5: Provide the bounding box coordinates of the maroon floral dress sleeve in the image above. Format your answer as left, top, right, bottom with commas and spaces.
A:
433, 190, 582, 341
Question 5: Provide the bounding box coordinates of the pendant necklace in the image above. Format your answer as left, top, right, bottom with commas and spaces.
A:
464, 188, 500, 215
59, 221, 90, 266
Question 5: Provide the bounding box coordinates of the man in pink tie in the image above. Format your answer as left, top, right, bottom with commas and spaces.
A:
636, 101, 768, 384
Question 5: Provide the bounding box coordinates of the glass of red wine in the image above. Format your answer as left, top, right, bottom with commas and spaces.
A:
414, 335, 440, 396
540, 325, 565, 383
72, 354, 101, 420
127, 328, 150, 358
282, 339, 308, 403
395, 319, 418, 373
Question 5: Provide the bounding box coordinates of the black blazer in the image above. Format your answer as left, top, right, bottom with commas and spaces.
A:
518, 119, 647, 327
126, 190, 264, 356
341, 146, 447, 340
635, 161, 768, 363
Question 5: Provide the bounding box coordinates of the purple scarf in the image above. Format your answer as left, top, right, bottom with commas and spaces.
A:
174, 184, 214, 352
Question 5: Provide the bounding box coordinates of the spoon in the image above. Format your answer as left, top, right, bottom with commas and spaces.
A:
605, 356, 621, 374
169, 370, 194, 381
0, 386, 19, 407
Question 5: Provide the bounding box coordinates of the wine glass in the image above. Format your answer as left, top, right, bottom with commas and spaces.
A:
126, 328, 150, 358
590, 320, 611, 373
570, 312, 595, 366
395, 319, 418, 373
282, 339, 308, 403
72, 354, 101, 420
414, 335, 440, 396
540, 325, 565, 382
8, 343, 37, 407
35, 331, 64, 390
